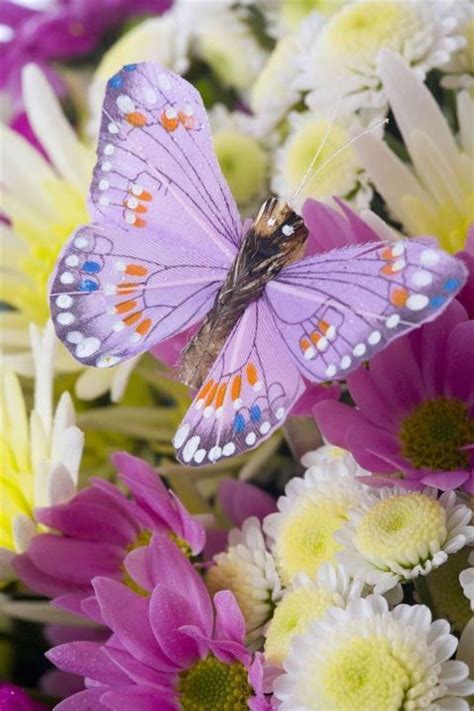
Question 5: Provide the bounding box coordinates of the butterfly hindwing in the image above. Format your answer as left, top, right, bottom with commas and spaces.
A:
173, 300, 305, 466
266, 239, 467, 382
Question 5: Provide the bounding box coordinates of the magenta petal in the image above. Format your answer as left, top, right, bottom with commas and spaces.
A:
55, 689, 107, 710
52, 593, 94, 619
101, 688, 178, 711
13, 554, 89, 598
46, 642, 129, 685
41, 668, 84, 699
290, 381, 340, 417
312, 400, 368, 448
179, 624, 249, 665
103, 647, 171, 688
444, 321, 474, 406
346, 366, 398, 430
345, 425, 404, 474
213, 591, 246, 644
149, 584, 203, 667
93, 577, 178, 673
168, 491, 206, 554
36, 502, 135, 546
28, 535, 123, 583
421, 470, 470, 490
122, 547, 153, 594
79, 594, 106, 624
366, 338, 425, 418
218, 480, 276, 527
202, 529, 228, 560
146, 535, 213, 633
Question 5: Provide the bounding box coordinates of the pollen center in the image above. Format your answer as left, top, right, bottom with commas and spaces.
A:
399, 397, 474, 471
178, 655, 252, 710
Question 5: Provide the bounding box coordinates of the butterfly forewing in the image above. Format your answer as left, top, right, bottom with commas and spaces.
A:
266, 238, 467, 382
49, 62, 241, 367
173, 300, 304, 466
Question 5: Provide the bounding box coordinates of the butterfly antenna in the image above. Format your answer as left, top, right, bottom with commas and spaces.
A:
289, 92, 344, 208
290, 118, 388, 207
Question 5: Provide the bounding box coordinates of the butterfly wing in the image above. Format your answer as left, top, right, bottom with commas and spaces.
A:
173, 299, 305, 466
266, 239, 467, 382
50, 62, 242, 367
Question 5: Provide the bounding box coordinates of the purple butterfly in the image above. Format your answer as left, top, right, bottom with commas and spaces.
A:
49, 62, 467, 467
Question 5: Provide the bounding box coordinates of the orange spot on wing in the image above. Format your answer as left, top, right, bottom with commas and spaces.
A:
179, 112, 196, 130
123, 311, 142, 325
216, 382, 227, 408
198, 380, 214, 401
231, 375, 242, 401
161, 111, 179, 132
136, 319, 152, 336
116, 299, 137, 314
299, 337, 310, 352
310, 331, 321, 344
133, 218, 146, 228
390, 287, 409, 307
381, 247, 393, 260
246, 363, 258, 386
381, 264, 395, 276
117, 282, 139, 294
126, 112, 147, 127
139, 191, 152, 201
318, 321, 330, 334
205, 382, 218, 407
125, 264, 148, 276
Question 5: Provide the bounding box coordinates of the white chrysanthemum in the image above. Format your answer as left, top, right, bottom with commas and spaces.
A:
272, 110, 374, 210
261, 0, 347, 39
441, 2, 474, 89
301, 444, 370, 480
206, 517, 282, 644
337, 487, 474, 593
264, 563, 364, 666
208, 105, 269, 210
251, 13, 324, 130
190, 3, 268, 93
263, 452, 370, 585
460, 550, 474, 611
273, 595, 474, 711
298, 0, 465, 115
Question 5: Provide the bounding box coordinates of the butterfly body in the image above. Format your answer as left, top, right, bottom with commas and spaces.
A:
49, 62, 467, 466
179, 198, 308, 388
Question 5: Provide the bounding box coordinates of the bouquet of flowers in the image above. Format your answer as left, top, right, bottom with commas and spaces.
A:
1, 1, 473, 709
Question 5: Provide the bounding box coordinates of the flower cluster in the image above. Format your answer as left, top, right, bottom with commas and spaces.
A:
1, 0, 474, 707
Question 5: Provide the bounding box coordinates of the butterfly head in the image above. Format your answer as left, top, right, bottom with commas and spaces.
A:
251, 197, 308, 266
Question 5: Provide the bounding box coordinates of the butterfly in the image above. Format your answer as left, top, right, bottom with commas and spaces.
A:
49, 62, 467, 467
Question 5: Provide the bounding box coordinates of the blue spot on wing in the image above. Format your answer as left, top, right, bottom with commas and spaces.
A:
443, 278, 461, 292
108, 74, 123, 89
431, 294, 446, 308
82, 261, 101, 274
124, 64, 137, 72
80, 279, 99, 293
250, 404, 261, 423
233, 413, 246, 434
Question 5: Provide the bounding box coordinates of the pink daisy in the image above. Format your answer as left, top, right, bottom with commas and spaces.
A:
47, 535, 269, 710
314, 301, 474, 493
14, 453, 205, 617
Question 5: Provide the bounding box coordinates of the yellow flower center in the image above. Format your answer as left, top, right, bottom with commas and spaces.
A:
402, 190, 474, 254
316, 636, 411, 711
121, 529, 152, 596
178, 655, 252, 710
282, 118, 358, 201
399, 397, 474, 472
356, 494, 447, 567
423, 548, 472, 633
275, 498, 348, 584
324, 2, 415, 62
280, 0, 346, 30
214, 129, 267, 205
265, 587, 333, 665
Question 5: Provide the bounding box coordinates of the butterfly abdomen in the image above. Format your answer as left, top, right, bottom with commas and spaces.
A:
178, 198, 308, 389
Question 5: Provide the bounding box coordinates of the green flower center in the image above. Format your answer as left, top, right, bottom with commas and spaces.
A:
178, 655, 252, 710
318, 637, 410, 711
356, 494, 447, 567
168, 531, 193, 558
422, 548, 472, 633
399, 397, 474, 472
121, 529, 152, 596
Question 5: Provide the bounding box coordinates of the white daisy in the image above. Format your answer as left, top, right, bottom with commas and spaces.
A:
337, 487, 474, 594
260, 0, 347, 39
273, 595, 474, 711
271, 109, 374, 210
441, 2, 474, 90
263, 451, 370, 585
460, 550, 474, 611
208, 105, 269, 211
189, 2, 268, 93
264, 563, 364, 666
355, 49, 474, 253
298, 0, 465, 115
206, 517, 282, 645
301, 443, 370, 480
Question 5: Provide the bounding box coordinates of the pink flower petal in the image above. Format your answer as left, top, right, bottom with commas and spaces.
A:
218, 480, 276, 527
46, 642, 128, 685
149, 585, 203, 667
